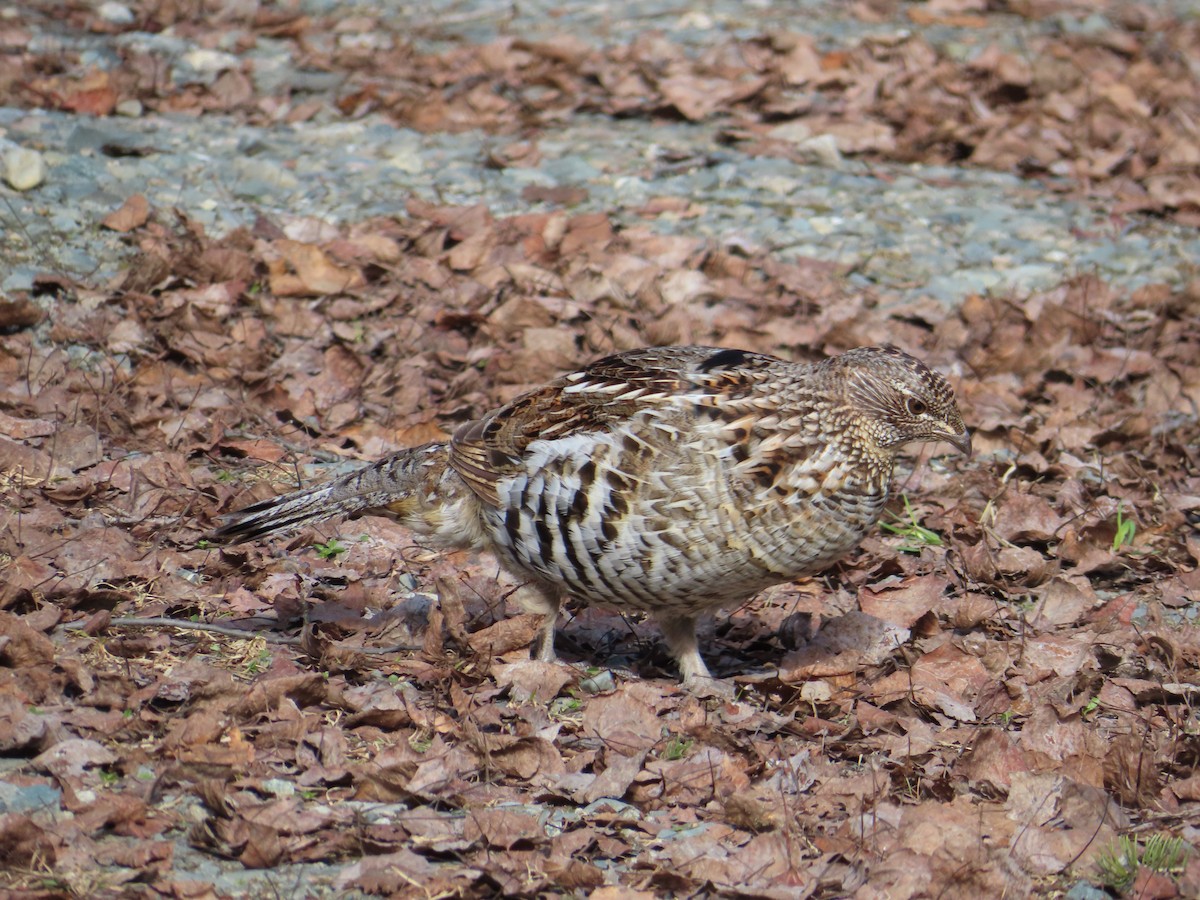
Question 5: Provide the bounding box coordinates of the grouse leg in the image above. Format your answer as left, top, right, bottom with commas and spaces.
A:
657, 614, 711, 684
511, 582, 562, 662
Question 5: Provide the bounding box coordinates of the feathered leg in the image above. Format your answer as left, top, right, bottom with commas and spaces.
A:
656, 614, 711, 683
509, 582, 563, 662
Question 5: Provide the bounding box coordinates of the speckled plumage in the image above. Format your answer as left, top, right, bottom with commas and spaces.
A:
211, 345, 969, 685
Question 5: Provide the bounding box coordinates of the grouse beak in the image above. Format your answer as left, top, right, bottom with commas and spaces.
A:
942, 424, 972, 457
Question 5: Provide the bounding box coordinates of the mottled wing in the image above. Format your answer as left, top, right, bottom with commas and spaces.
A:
448, 346, 782, 507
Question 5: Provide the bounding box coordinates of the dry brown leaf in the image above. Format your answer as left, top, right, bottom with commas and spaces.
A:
0, 693, 51, 753
990, 491, 1067, 544
0, 297, 46, 330
492, 660, 574, 703
0, 610, 57, 667
581, 689, 662, 754
858, 575, 949, 627
960, 728, 1035, 792
780, 611, 911, 679
268, 240, 366, 295
463, 806, 545, 849
0, 813, 59, 869
101, 193, 151, 232
1006, 773, 1126, 874
905, 642, 992, 722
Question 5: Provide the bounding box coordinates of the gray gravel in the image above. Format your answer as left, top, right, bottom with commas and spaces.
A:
3, 109, 1197, 304
2, 0, 1198, 304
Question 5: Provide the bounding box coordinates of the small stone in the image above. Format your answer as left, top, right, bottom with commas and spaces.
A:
261, 778, 295, 798
1, 268, 37, 292
4, 146, 45, 191
387, 147, 424, 174
115, 98, 143, 117
97, 1, 135, 24
1063, 881, 1110, 900
677, 10, 714, 29
578, 670, 615, 693
0, 781, 61, 814
809, 216, 841, 236
768, 121, 812, 144
795, 134, 843, 168
181, 48, 240, 76
997, 263, 1059, 294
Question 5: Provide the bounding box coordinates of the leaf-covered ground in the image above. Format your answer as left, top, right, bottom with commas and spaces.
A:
2, 1, 1200, 898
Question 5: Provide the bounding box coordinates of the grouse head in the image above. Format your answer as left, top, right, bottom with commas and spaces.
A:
831, 345, 971, 457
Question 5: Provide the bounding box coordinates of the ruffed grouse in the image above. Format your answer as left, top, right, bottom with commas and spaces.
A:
211, 345, 969, 686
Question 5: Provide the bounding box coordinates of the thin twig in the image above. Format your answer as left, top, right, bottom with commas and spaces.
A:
66, 616, 422, 653
68, 616, 303, 644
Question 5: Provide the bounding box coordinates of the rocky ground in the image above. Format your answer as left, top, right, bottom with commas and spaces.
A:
3, 0, 1199, 302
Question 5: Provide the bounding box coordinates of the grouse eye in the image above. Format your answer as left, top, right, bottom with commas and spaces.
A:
905, 397, 928, 417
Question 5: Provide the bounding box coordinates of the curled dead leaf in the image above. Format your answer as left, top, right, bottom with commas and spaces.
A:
267, 240, 366, 296
991, 491, 1066, 544
101, 193, 151, 232
961, 543, 1051, 587
0, 610, 56, 667
0, 814, 58, 869
858, 575, 949, 628
0, 296, 45, 330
